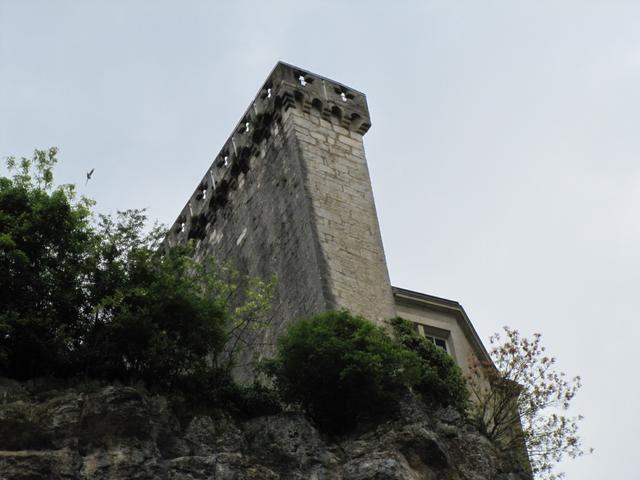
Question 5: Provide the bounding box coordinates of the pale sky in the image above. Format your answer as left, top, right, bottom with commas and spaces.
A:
2, 1, 638, 478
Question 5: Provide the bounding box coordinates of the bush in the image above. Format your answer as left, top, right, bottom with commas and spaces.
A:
169, 368, 281, 420
264, 311, 420, 433
390, 317, 469, 414
230, 382, 282, 418
76, 209, 232, 389
80, 245, 228, 388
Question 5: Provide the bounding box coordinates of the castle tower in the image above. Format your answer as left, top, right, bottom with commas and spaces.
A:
166, 62, 396, 371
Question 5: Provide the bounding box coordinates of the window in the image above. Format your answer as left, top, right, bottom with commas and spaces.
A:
425, 335, 448, 352
413, 323, 451, 354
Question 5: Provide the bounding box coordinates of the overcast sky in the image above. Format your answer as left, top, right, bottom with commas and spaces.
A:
2, 1, 638, 477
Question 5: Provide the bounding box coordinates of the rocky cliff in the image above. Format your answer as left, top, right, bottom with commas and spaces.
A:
0, 378, 530, 480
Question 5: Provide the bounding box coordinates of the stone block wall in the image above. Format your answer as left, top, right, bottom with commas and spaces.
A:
286, 109, 396, 324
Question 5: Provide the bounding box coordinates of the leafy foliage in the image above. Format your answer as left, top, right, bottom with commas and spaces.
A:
390, 318, 469, 413
229, 381, 282, 418
468, 327, 590, 480
80, 223, 227, 388
265, 311, 421, 433
210, 264, 275, 373
0, 148, 95, 378
0, 149, 273, 394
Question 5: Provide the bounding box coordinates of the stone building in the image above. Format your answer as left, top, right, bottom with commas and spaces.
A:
165, 62, 492, 378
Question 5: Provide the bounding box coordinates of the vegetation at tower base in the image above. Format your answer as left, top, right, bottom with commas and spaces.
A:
0, 148, 273, 406
390, 317, 469, 414
263, 311, 419, 433
263, 312, 470, 434
468, 327, 590, 480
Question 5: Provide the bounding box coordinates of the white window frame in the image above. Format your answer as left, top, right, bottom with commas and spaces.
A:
424, 334, 448, 352
412, 323, 456, 360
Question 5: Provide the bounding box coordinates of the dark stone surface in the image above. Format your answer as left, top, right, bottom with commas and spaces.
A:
0, 380, 532, 480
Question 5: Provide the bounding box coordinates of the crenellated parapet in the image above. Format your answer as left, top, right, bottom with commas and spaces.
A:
166, 61, 371, 246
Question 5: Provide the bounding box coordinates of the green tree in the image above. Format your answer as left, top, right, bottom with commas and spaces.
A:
0, 148, 95, 378
265, 311, 421, 433
0, 149, 273, 393
79, 211, 228, 387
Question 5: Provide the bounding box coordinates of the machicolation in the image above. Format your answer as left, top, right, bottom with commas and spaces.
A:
166, 62, 372, 246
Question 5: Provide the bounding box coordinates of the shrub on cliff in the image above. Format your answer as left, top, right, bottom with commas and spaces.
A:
266, 313, 472, 433
390, 317, 469, 414
79, 226, 228, 388
264, 311, 421, 433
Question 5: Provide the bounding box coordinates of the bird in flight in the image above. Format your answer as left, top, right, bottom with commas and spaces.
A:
85, 168, 95, 185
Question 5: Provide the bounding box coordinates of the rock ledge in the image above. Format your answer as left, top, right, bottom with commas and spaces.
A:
0, 379, 530, 480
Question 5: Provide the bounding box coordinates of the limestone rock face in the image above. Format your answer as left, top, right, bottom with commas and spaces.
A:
0, 379, 530, 480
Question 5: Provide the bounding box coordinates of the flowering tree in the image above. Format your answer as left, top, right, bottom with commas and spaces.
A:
468, 327, 591, 480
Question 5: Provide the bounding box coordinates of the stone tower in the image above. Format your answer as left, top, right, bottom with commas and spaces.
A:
165, 62, 396, 370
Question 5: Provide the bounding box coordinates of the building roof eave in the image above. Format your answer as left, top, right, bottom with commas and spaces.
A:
391, 286, 495, 367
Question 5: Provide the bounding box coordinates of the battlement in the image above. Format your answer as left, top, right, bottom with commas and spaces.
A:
166, 62, 371, 245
